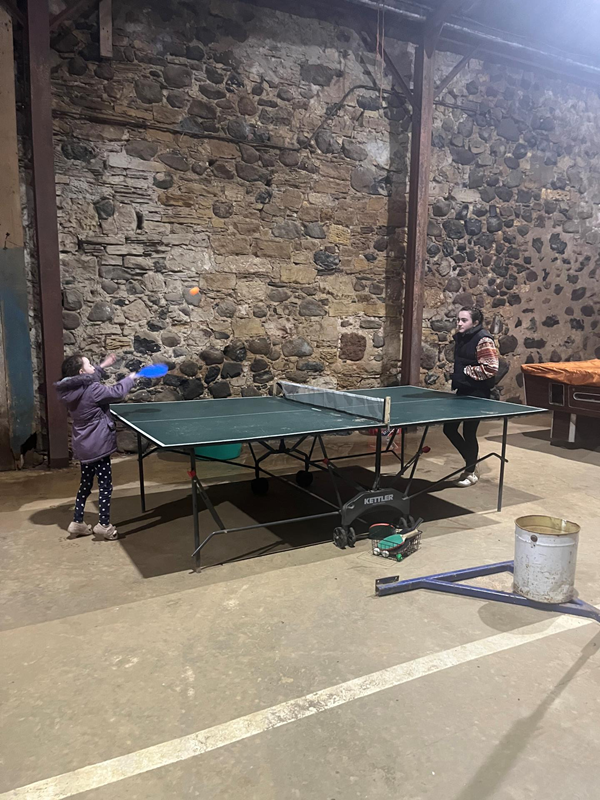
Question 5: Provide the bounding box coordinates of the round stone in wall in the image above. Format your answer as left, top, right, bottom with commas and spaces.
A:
282, 337, 313, 357
224, 340, 247, 362
134, 79, 162, 104
62, 311, 81, 330
247, 337, 271, 355
88, 302, 114, 322
134, 334, 160, 355
180, 360, 199, 377
201, 348, 224, 366
63, 289, 83, 311
339, 333, 366, 362
213, 201, 234, 218
163, 65, 192, 89
299, 298, 326, 317
204, 366, 220, 385
221, 362, 243, 379
182, 379, 204, 400
216, 299, 237, 318
209, 381, 231, 398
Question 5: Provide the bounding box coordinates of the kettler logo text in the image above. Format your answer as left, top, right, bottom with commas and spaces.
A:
364, 494, 393, 505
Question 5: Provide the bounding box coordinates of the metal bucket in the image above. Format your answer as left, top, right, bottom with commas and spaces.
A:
513, 515, 580, 604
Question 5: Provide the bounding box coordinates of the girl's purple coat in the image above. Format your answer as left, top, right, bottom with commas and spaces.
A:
55, 368, 135, 463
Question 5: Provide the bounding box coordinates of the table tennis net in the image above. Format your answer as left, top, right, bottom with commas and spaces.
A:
279, 381, 390, 424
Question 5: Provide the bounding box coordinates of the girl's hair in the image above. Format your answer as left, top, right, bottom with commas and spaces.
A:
460, 306, 483, 326
61, 354, 84, 378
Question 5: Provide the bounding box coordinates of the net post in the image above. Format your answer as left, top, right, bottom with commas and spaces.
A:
383, 397, 391, 426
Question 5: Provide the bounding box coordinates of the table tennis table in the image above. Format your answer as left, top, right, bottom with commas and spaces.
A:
111, 383, 543, 570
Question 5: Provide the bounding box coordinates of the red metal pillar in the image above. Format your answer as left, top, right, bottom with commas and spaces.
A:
400, 35, 435, 386
27, 0, 69, 466
400, 0, 471, 386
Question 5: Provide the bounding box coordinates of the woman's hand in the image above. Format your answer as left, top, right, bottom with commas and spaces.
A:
128, 372, 138, 381
100, 354, 117, 369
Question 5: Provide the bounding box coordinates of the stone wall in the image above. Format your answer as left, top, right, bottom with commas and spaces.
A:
24, 0, 600, 439
425, 52, 600, 401
48, 0, 410, 419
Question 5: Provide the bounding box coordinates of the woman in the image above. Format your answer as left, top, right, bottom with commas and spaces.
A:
444, 307, 499, 487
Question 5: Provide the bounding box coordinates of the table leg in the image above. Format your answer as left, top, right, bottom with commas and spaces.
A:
401, 427, 406, 471
404, 426, 429, 496
190, 450, 200, 571
374, 429, 382, 490
137, 432, 146, 513
497, 417, 508, 512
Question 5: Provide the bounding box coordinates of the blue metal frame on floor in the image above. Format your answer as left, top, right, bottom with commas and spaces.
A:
375, 561, 600, 623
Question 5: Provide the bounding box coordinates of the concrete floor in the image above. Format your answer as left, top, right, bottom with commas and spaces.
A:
2, 414, 600, 799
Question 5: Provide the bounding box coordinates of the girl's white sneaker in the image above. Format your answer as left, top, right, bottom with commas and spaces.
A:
93, 523, 119, 540
67, 521, 92, 537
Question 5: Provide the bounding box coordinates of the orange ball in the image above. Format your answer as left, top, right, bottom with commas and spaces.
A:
189, 286, 200, 296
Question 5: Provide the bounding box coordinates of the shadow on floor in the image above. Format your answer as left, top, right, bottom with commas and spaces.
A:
29, 466, 540, 579
451, 629, 600, 800
487, 428, 600, 462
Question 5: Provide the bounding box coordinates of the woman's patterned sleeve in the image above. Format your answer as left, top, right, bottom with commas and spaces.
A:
464, 337, 499, 381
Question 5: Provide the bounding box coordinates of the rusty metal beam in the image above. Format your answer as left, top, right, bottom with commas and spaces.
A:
400, 35, 435, 386
361, 24, 415, 106
27, 0, 69, 467
400, 0, 474, 385
359, 25, 414, 106
0, 0, 25, 27
435, 45, 478, 98
425, 0, 471, 36
425, 0, 474, 60
381, 45, 414, 106
50, 0, 95, 31
344, 0, 600, 87
382, 50, 414, 105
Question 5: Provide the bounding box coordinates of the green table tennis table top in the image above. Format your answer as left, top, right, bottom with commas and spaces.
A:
110, 385, 543, 450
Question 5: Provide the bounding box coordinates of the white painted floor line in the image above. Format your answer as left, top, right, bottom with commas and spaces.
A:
0, 614, 591, 800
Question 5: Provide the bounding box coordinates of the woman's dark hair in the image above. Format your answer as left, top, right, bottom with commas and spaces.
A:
61, 354, 84, 378
461, 306, 483, 326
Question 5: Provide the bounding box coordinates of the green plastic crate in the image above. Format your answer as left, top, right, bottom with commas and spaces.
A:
195, 443, 242, 461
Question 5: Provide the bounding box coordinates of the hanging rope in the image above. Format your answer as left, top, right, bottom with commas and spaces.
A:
375, 3, 381, 89
380, 4, 385, 103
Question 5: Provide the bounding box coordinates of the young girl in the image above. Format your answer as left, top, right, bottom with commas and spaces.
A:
55, 353, 138, 539
444, 307, 499, 487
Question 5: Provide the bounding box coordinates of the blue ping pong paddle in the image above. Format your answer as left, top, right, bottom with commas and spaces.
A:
138, 364, 169, 378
